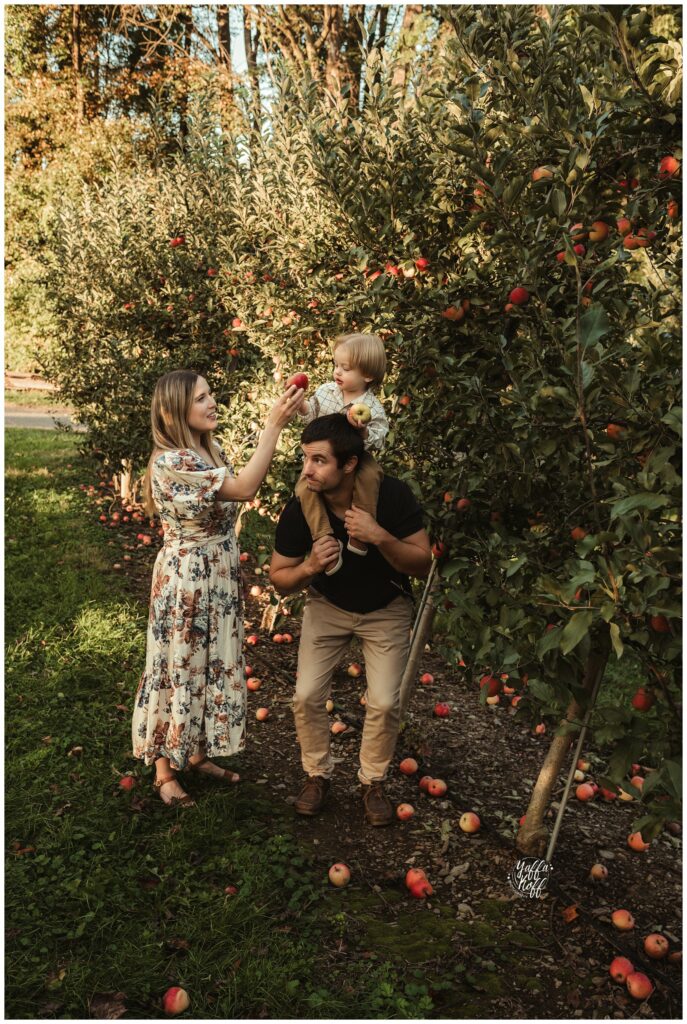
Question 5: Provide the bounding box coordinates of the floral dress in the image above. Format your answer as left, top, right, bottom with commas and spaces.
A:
132, 446, 245, 770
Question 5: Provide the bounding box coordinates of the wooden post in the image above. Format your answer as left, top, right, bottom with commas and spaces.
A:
399, 562, 441, 720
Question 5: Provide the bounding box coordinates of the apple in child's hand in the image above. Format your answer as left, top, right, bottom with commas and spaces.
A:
287, 372, 309, 391
347, 403, 371, 427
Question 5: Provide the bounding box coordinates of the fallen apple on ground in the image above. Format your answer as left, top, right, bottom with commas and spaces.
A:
419, 672, 434, 685
328, 862, 350, 887
119, 776, 136, 791
589, 863, 608, 882
396, 803, 415, 821
626, 971, 653, 1001
246, 678, 262, 692
643, 933, 669, 959
434, 702, 450, 718
427, 778, 447, 797
399, 757, 418, 775
162, 987, 190, 1015
255, 707, 269, 721
459, 812, 481, 833
627, 831, 650, 852
405, 867, 427, 888
611, 909, 635, 931
609, 957, 635, 983
418, 776, 433, 793
347, 663, 362, 678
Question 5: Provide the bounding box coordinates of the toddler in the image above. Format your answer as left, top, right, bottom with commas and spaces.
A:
297, 333, 388, 574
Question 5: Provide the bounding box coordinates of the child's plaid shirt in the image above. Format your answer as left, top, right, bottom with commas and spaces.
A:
301, 382, 389, 453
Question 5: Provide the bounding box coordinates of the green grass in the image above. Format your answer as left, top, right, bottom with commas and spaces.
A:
4, 429, 449, 1020
4, 388, 70, 409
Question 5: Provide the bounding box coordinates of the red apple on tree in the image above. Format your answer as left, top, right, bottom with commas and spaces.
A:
509, 286, 530, 305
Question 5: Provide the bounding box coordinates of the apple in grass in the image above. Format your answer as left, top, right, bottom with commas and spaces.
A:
162, 987, 190, 1015
119, 776, 136, 791
328, 863, 351, 887
347, 403, 371, 427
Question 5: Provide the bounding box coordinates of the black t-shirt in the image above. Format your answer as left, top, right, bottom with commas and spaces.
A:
274, 476, 424, 613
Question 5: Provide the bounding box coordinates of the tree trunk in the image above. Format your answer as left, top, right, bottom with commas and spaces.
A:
242, 5, 261, 117
391, 4, 422, 93
345, 4, 365, 108
516, 635, 611, 856
72, 5, 84, 125
217, 6, 233, 76
324, 5, 343, 97
177, 7, 193, 142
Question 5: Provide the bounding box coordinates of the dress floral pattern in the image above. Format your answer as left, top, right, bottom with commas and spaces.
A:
132, 446, 245, 770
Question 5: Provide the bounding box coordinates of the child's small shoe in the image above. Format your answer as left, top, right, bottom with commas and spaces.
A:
325, 539, 344, 576
347, 539, 368, 556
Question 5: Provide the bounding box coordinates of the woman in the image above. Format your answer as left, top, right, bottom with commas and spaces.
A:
132, 369, 303, 806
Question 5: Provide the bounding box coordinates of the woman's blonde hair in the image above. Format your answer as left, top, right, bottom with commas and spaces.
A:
142, 369, 222, 516
333, 333, 387, 389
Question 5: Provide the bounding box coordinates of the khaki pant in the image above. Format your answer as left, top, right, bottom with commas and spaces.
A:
295, 452, 383, 541
293, 590, 413, 784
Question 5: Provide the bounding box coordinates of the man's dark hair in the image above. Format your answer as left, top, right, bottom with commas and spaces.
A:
301, 413, 364, 468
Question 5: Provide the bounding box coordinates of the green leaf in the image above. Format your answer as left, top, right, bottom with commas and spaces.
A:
609, 622, 623, 659
579, 306, 610, 348
550, 189, 566, 218
661, 407, 682, 436
664, 760, 682, 799
560, 611, 593, 655
610, 492, 671, 519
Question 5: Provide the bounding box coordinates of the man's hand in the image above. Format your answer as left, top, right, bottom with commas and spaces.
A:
343, 505, 385, 546
306, 535, 342, 574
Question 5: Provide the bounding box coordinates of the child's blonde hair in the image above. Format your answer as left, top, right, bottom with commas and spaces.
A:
332, 333, 387, 389
142, 369, 222, 516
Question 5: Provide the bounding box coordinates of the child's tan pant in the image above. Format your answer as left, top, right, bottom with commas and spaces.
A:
295, 452, 384, 541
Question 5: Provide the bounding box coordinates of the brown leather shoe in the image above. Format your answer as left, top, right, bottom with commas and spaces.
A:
294, 776, 331, 816
362, 781, 393, 826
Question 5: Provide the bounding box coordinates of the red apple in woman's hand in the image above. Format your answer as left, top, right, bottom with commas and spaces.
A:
287, 372, 309, 391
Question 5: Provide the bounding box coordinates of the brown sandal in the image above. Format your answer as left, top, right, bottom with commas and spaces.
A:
154, 774, 196, 808
189, 755, 240, 784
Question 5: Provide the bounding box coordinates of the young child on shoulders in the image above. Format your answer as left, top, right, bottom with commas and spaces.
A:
297, 332, 388, 573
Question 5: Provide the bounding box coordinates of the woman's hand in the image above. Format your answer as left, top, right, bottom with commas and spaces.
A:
265, 385, 305, 432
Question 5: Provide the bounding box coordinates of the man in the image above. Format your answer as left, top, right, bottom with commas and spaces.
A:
269, 414, 431, 825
